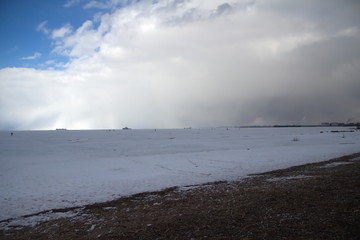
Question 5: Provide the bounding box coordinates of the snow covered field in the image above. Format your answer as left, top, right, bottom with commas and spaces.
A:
1, 127, 359, 222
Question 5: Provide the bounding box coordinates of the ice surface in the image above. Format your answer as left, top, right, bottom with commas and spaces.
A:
1, 127, 359, 222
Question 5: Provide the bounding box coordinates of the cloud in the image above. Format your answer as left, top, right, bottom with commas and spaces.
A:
84, 0, 129, 9
19, 52, 41, 60
1, 0, 360, 130
84, 0, 111, 9
51, 24, 73, 39
36, 21, 50, 34
336, 27, 359, 37
216, 3, 233, 15
51, 20, 105, 58
64, 0, 82, 7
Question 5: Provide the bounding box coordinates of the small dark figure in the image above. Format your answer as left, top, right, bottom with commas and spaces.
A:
11, 132, 13, 136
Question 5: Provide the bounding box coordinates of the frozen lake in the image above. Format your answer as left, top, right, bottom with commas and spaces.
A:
1, 127, 359, 221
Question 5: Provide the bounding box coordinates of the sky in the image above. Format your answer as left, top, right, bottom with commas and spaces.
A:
0, 0, 360, 130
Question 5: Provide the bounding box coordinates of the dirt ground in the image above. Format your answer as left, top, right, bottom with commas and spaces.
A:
1, 153, 360, 240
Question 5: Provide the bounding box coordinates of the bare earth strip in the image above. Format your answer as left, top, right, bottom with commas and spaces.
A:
1, 153, 360, 239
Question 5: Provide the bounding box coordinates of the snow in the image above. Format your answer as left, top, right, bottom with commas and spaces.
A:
321, 162, 354, 168
351, 156, 360, 161
266, 175, 313, 182
0, 127, 359, 225
0, 210, 80, 230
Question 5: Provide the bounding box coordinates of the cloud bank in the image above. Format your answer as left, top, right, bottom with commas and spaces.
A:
1, 0, 360, 130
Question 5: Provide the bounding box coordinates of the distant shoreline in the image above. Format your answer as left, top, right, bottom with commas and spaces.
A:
2, 124, 359, 132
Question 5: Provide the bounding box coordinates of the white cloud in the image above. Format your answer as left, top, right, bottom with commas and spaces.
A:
36, 21, 50, 34
44, 60, 56, 65
64, 0, 82, 7
84, 0, 110, 9
52, 20, 104, 57
84, 0, 130, 9
20, 52, 41, 60
1, 0, 360, 130
51, 24, 73, 39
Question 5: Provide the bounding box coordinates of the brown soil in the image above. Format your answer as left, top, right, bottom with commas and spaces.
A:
1, 153, 360, 240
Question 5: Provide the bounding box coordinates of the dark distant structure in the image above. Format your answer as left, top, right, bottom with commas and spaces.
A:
322, 122, 358, 127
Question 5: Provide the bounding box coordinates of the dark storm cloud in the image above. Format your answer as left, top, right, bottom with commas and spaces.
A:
232, 34, 360, 125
